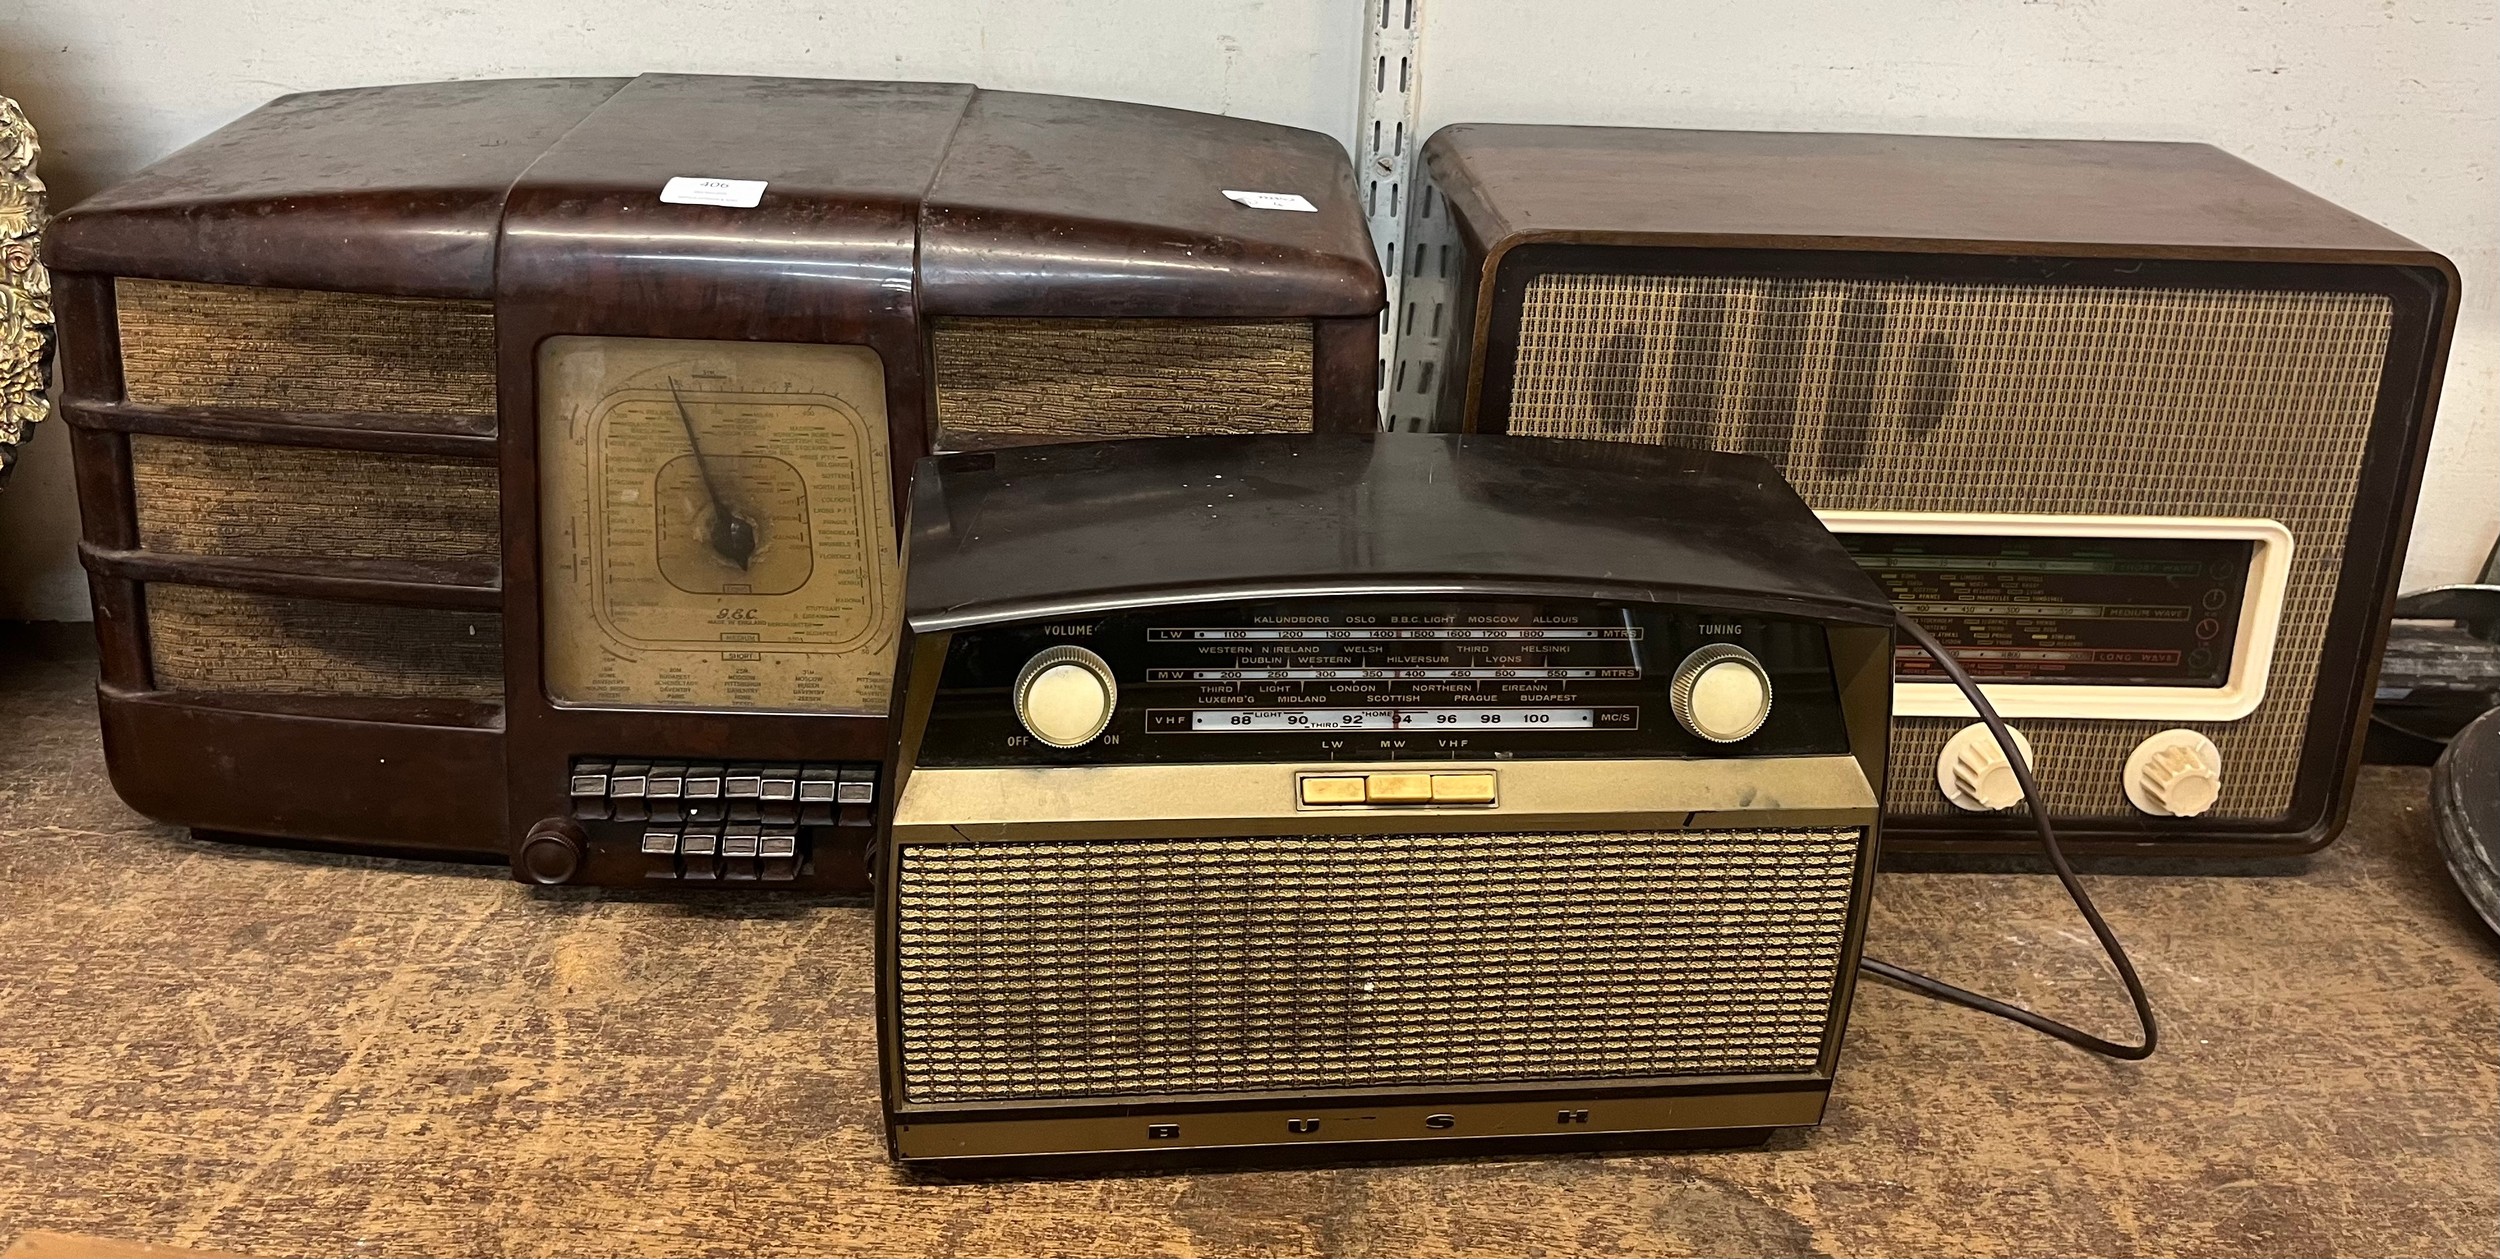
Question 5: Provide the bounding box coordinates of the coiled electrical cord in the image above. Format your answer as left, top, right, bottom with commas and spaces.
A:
1858, 611, 2159, 1061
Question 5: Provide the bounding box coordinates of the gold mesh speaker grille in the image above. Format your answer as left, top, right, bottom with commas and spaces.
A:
893, 827, 1863, 1104
930, 318, 1311, 447
145, 584, 501, 700
1505, 276, 2394, 820
129, 436, 499, 565
115, 279, 497, 415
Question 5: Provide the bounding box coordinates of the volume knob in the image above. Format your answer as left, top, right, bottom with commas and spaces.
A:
2125, 729, 2223, 817
1670, 644, 1772, 743
1936, 722, 2039, 812
1014, 645, 1117, 748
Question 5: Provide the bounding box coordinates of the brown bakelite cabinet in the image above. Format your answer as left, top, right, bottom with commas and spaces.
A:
48, 74, 1384, 890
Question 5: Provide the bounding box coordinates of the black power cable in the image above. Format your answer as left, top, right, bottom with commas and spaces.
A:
1859, 612, 2159, 1061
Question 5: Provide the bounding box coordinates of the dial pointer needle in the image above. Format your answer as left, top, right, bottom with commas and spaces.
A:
669, 378, 756, 570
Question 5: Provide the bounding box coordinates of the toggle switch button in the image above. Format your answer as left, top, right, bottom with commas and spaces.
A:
1430, 773, 1497, 804
1365, 773, 1433, 804
1299, 775, 1366, 806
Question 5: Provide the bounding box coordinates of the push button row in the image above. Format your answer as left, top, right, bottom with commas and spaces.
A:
639, 826, 802, 881
1299, 771, 1497, 807
570, 759, 875, 826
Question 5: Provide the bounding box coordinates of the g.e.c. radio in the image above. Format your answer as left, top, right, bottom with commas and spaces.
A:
46, 74, 1384, 890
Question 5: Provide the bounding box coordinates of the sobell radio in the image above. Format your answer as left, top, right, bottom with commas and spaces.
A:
1392, 125, 2458, 857
877, 432, 1897, 1170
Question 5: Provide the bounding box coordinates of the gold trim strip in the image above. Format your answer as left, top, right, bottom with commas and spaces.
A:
893, 756, 1877, 842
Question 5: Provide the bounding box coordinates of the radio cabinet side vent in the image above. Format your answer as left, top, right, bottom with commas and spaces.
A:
144, 584, 502, 701
114, 279, 497, 416
931, 318, 1312, 447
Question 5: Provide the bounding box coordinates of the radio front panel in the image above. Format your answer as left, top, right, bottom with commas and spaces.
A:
913, 596, 1852, 767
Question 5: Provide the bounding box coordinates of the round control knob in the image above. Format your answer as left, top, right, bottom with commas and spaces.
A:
1670, 644, 1773, 743
518, 818, 586, 886
2125, 729, 2223, 818
1014, 645, 1117, 748
1936, 722, 2039, 812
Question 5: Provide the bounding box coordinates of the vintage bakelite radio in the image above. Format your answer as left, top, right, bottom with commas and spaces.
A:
1395, 125, 2459, 856
47, 74, 1383, 890
880, 433, 1895, 1169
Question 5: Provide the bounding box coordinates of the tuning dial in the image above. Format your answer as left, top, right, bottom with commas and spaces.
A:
1936, 722, 2039, 812
1014, 645, 1117, 748
1670, 644, 1772, 743
2125, 729, 2223, 817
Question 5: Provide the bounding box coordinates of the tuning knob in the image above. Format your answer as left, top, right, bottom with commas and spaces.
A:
519, 818, 586, 885
1670, 644, 1772, 743
1936, 722, 2039, 812
2125, 729, 2223, 817
1014, 645, 1117, 748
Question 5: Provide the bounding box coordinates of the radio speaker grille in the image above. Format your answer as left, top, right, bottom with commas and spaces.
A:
129, 436, 499, 565
931, 318, 1312, 448
893, 827, 1863, 1104
114, 279, 497, 415
145, 584, 501, 701
1504, 277, 2394, 820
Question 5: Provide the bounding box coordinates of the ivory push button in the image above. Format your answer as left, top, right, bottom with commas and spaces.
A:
1365, 773, 1433, 804
1299, 775, 1366, 806
1430, 773, 1497, 804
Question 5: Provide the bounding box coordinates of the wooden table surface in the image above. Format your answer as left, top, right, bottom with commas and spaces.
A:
0, 625, 2491, 1258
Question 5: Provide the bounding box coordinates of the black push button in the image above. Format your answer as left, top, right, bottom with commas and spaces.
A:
759, 831, 800, 881
679, 831, 720, 881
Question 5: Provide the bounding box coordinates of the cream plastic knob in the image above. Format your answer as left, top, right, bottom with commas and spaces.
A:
1936, 722, 2039, 812
2125, 729, 2223, 818
1670, 644, 1773, 743
1014, 645, 1117, 748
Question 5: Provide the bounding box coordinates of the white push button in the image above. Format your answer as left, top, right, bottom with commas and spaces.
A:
1014, 646, 1117, 748
1670, 644, 1773, 743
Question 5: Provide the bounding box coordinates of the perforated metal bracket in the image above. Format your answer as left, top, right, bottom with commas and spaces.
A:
1357, 0, 1426, 427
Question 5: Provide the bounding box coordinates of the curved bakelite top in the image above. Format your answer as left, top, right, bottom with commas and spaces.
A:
47, 78, 630, 298
905, 432, 1895, 634
48, 74, 1384, 320
920, 90, 1381, 318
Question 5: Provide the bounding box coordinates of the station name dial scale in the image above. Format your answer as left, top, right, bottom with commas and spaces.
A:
537, 337, 903, 713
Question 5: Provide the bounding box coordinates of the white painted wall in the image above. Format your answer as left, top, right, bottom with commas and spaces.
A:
0, 0, 2490, 618
1411, 0, 2499, 591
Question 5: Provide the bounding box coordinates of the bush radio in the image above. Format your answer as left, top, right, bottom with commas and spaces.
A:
879, 432, 1896, 1170
49, 74, 1384, 890
1394, 125, 2459, 856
